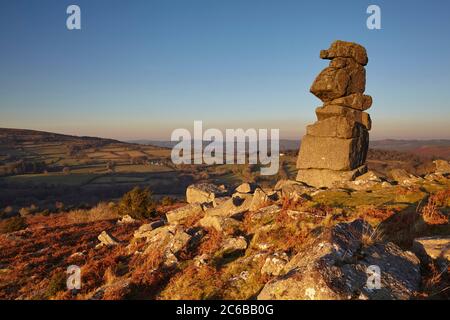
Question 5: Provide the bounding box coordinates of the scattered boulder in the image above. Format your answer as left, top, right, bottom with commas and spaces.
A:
249, 188, 279, 211
248, 205, 281, 226
117, 215, 136, 225
166, 203, 204, 225
141, 225, 175, 247
258, 219, 421, 300
220, 236, 248, 255
389, 169, 421, 185
433, 160, 450, 174
136, 225, 194, 268
261, 252, 289, 276
355, 170, 383, 183
133, 220, 165, 239
424, 173, 446, 182
205, 193, 253, 217
97, 231, 119, 247
91, 278, 131, 300
167, 229, 192, 255
235, 182, 253, 194
186, 183, 227, 204
199, 215, 241, 234
346, 170, 386, 190
193, 253, 210, 267
274, 180, 313, 201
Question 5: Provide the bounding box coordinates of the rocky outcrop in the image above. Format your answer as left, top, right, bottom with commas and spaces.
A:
296, 41, 372, 188
258, 220, 421, 300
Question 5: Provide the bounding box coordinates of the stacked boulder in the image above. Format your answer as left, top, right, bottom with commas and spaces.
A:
297, 40, 372, 188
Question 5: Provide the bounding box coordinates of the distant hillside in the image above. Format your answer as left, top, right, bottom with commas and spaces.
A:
370, 139, 450, 160
129, 139, 301, 152
131, 138, 450, 159
0, 128, 119, 145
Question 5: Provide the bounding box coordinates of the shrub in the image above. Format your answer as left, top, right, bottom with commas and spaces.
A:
160, 196, 175, 206
117, 187, 157, 219
0, 216, 27, 234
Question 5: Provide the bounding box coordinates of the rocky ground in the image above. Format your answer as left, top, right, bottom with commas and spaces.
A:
0, 165, 449, 300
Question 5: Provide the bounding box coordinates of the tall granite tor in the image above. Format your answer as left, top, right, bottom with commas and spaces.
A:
296, 40, 372, 188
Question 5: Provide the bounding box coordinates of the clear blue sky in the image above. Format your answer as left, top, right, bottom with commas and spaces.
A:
1, 0, 450, 140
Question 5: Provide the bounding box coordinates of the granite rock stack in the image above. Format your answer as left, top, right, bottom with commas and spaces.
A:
296, 41, 372, 188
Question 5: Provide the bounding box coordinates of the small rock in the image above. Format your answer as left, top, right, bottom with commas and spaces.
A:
97, 231, 119, 247
274, 180, 313, 201
69, 252, 85, 259
194, 254, 210, 267
117, 215, 137, 225
355, 170, 383, 182
235, 182, 252, 194
222, 236, 248, 253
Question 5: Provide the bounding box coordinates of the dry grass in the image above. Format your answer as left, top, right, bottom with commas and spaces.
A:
158, 264, 223, 300
65, 202, 120, 224
421, 262, 450, 299
361, 223, 384, 247
127, 247, 173, 299
181, 210, 204, 229
0, 212, 136, 300
421, 190, 450, 225
198, 228, 223, 256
